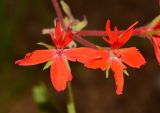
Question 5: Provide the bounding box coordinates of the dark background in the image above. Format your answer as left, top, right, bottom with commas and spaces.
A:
0, 0, 160, 113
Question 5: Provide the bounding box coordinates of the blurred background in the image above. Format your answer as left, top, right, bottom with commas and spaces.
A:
0, 0, 160, 113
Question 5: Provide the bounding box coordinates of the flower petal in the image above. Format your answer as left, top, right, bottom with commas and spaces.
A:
62, 30, 72, 48
116, 29, 133, 49
105, 19, 115, 44
84, 49, 109, 71
117, 22, 138, 48
110, 58, 126, 95
15, 49, 56, 66
54, 20, 63, 44
117, 47, 146, 68
64, 47, 98, 62
50, 56, 72, 91
151, 36, 160, 64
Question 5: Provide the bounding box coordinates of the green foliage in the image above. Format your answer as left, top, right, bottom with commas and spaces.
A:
72, 18, 88, 32
37, 42, 55, 49
32, 83, 49, 104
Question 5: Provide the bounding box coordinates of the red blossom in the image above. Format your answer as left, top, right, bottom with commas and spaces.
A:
149, 20, 160, 63
15, 21, 95, 91
140, 16, 160, 64
80, 19, 146, 95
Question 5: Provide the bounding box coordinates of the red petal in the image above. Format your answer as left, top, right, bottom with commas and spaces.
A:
64, 47, 98, 62
54, 20, 63, 43
105, 19, 115, 44
15, 49, 56, 66
117, 47, 146, 68
117, 21, 138, 48
116, 29, 133, 49
62, 30, 72, 48
102, 37, 111, 44
151, 36, 160, 64
110, 58, 126, 95
84, 49, 109, 71
113, 26, 118, 41
50, 56, 72, 91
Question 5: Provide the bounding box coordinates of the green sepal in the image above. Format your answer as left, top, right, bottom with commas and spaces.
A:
64, 59, 71, 71
60, 0, 73, 19
43, 61, 53, 70
123, 70, 129, 76
63, 16, 70, 26
37, 42, 55, 49
148, 30, 160, 35
149, 15, 160, 27
32, 83, 48, 104
72, 17, 88, 32
105, 63, 110, 78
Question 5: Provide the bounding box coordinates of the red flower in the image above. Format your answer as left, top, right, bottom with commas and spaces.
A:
15, 21, 95, 91
81, 20, 146, 95
143, 16, 160, 64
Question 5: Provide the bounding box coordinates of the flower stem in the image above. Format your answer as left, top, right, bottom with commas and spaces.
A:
66, 82, 76, 113
73, 34, 97, 49
77, 27, 145, 37
51, 0, 65, 27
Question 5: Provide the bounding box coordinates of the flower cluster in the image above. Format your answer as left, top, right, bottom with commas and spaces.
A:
15, 0, 160, 95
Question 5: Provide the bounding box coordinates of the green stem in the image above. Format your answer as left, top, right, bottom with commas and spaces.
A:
66, 82, 76, 113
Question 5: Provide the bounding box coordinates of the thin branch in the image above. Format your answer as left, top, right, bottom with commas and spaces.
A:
73, 34, 97, 49
77, 27, 145, 37
77, 30, 106, 36
51, 0, 65, 27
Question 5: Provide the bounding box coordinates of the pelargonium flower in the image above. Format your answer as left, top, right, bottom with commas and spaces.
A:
80, 20, 146, 95
15, 21, 95, 91
140, 15, 160, 64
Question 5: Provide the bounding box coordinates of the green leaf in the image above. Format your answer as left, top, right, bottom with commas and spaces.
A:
72, 17, 88, 31
37, 42, 55, 49
123, 70, 129, 76
43, 61, 53, 70
60, 0, 73, 19
105, 63, 110, 78
32, 83, 48, 104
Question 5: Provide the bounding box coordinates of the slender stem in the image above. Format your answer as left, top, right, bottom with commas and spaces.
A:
66, 82, 76, 113
51, 0, 65, 27
77, 27, 145, 37
73, 34, 97, 49
77, 30, 106, 36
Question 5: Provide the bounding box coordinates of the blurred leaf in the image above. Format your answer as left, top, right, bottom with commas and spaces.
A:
72, 17, 88, 31
32, 83, 48, 104
60, 0, 73, 19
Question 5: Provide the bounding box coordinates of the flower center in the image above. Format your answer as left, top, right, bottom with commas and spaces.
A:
56, 49, 63, 55
109, 49, 121, 59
